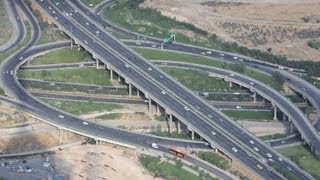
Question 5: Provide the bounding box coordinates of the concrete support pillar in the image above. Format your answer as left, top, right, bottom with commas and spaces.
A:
177, 120, 181, 134
110, 69, 113, 80
214, 148, 218, 153
118, 74, 121, 82
128, 83, 132, 98
253, 91, 256, 103
191, 130, 195, 140
169, 114, 173, 134
229, 81, 233, 88
273, 104, 277, 120
148, 98, 152, 115
136, 89, 140, 97
290, 123, 294, 133
156, 104, 160, 116
282, 113, 286, 121
96, 59, 99, 69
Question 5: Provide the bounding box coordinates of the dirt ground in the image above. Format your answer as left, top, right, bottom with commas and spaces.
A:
52, 144, 154, 180
142, 0, 320, 61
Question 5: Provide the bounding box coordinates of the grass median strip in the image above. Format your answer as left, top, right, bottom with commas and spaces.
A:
17, 67, 111, 86
0, 0, 12, 46
222, 110, 273, 121
30, 48, 92, 65
278, 145, 320, 180
40, 98, 122, 115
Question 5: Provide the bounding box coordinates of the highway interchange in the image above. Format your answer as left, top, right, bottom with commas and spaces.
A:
0, 0, 319, 179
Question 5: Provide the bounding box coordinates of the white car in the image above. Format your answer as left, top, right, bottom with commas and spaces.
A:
236, 106, 242, 109
58, 115, 64, 119
232, 147, 238, 152
249, 140, 254, 144
10, 70, 13, 75
82, 121, 88, 125
233, 56, 238, 60
125, 64, 130, 68
148, 67, 153, 71
266, 153, 272, 158
161, 90, 166, 95
206, 51, 212, 54
19, 57, 24, 60
211, 131, 216, 135
233, 92, 240, 95
229, 73, 235, 77
277, 157, 283, 161
207, 114, 213, 118
249, 82, 255, 86
151, 143, 158, 149
253, 147, 259, 151
219, 53, 224, 56
184, 106, 190, 111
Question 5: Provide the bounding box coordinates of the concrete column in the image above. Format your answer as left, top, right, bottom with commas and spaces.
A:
253, 91, 256, 102
96, 59, 99, 69
148, 98, 152, 115
118, 74, 121, 82
177, 120, 181, 134
156, 104, 160, 116
290, 123, 294, 133
169, 114, 173, 134
282, 113, 286, 121
191, 130, 195, 140
273, 104, 277, 120
214, 148, 218, 153
229, 81, 233, 88
110, 69, 113, 80
136, 89, 140, 97
128, 83, 132, 98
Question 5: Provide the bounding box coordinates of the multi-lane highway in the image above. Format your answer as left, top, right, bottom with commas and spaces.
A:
72, 0, 320, 152
32, 0, 317, 178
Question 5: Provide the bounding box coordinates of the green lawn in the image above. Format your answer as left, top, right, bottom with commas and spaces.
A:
30, 48, 91, 65
17, 67, 111, 86
134, 47, 282, 91
222, 110, 273, 121
260, 133, 288, 141
162, 67, 240, 91
0, 0, 12, 45
139, 155, 217, 180
0, 88, 5, 96
81, 0, 103, 7
278, 145, 320, 180
197, 151, 230, 170
40, 99, 122, 115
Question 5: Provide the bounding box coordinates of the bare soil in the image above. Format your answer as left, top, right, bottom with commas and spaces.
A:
52, 144, 154, 180
142, 0, 320, 61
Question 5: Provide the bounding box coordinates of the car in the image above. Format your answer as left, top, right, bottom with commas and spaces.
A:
232, 147, 238, 152
219, 53, 224, 56
82, 122, 88, 125
10, 70, 13, 75
125, 64, 130, 68
236, 106, 242, 109
249, 82, 255, 86
253, 147, 259, 151
289, 68, 293, 72
207, 114, 213, 118
151, 143, 158, 149
238, 58, 244, 62
233, 56, 238, 60
229, 73, 235, 77
151, 44, 157, 48
48, 6, 52, 10
58, 115, 64, 119
19, 57, 24, 60
202, 92, 209, 96
206, 51, 212, 54
96, 12, 100, 16
195, 105, 200, 110
26, 168, 32, 173
210, 131, 216, 135
84, 40, 88, 45
249, 140, 254, 144
159, 75, 163, 79
233, 92, 240, 95
256, 164, 263, 170
54, 16, 58, 20
184, 106, 190, 111
286, 166, 292, 171
200, 52, 206, 55
247, 152, 252, 157
262, 158, 267, 163
205, 143, 209, 146
277, 157, 283, 161
266, 153, 272, 158
278, 66, 285, 70
85, 22, 90, 26
281, 140, 286, 144
148, 67, 153, 71
161, 90, 166, 95
268, 158, 274, 162
267, 167, 272, 171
